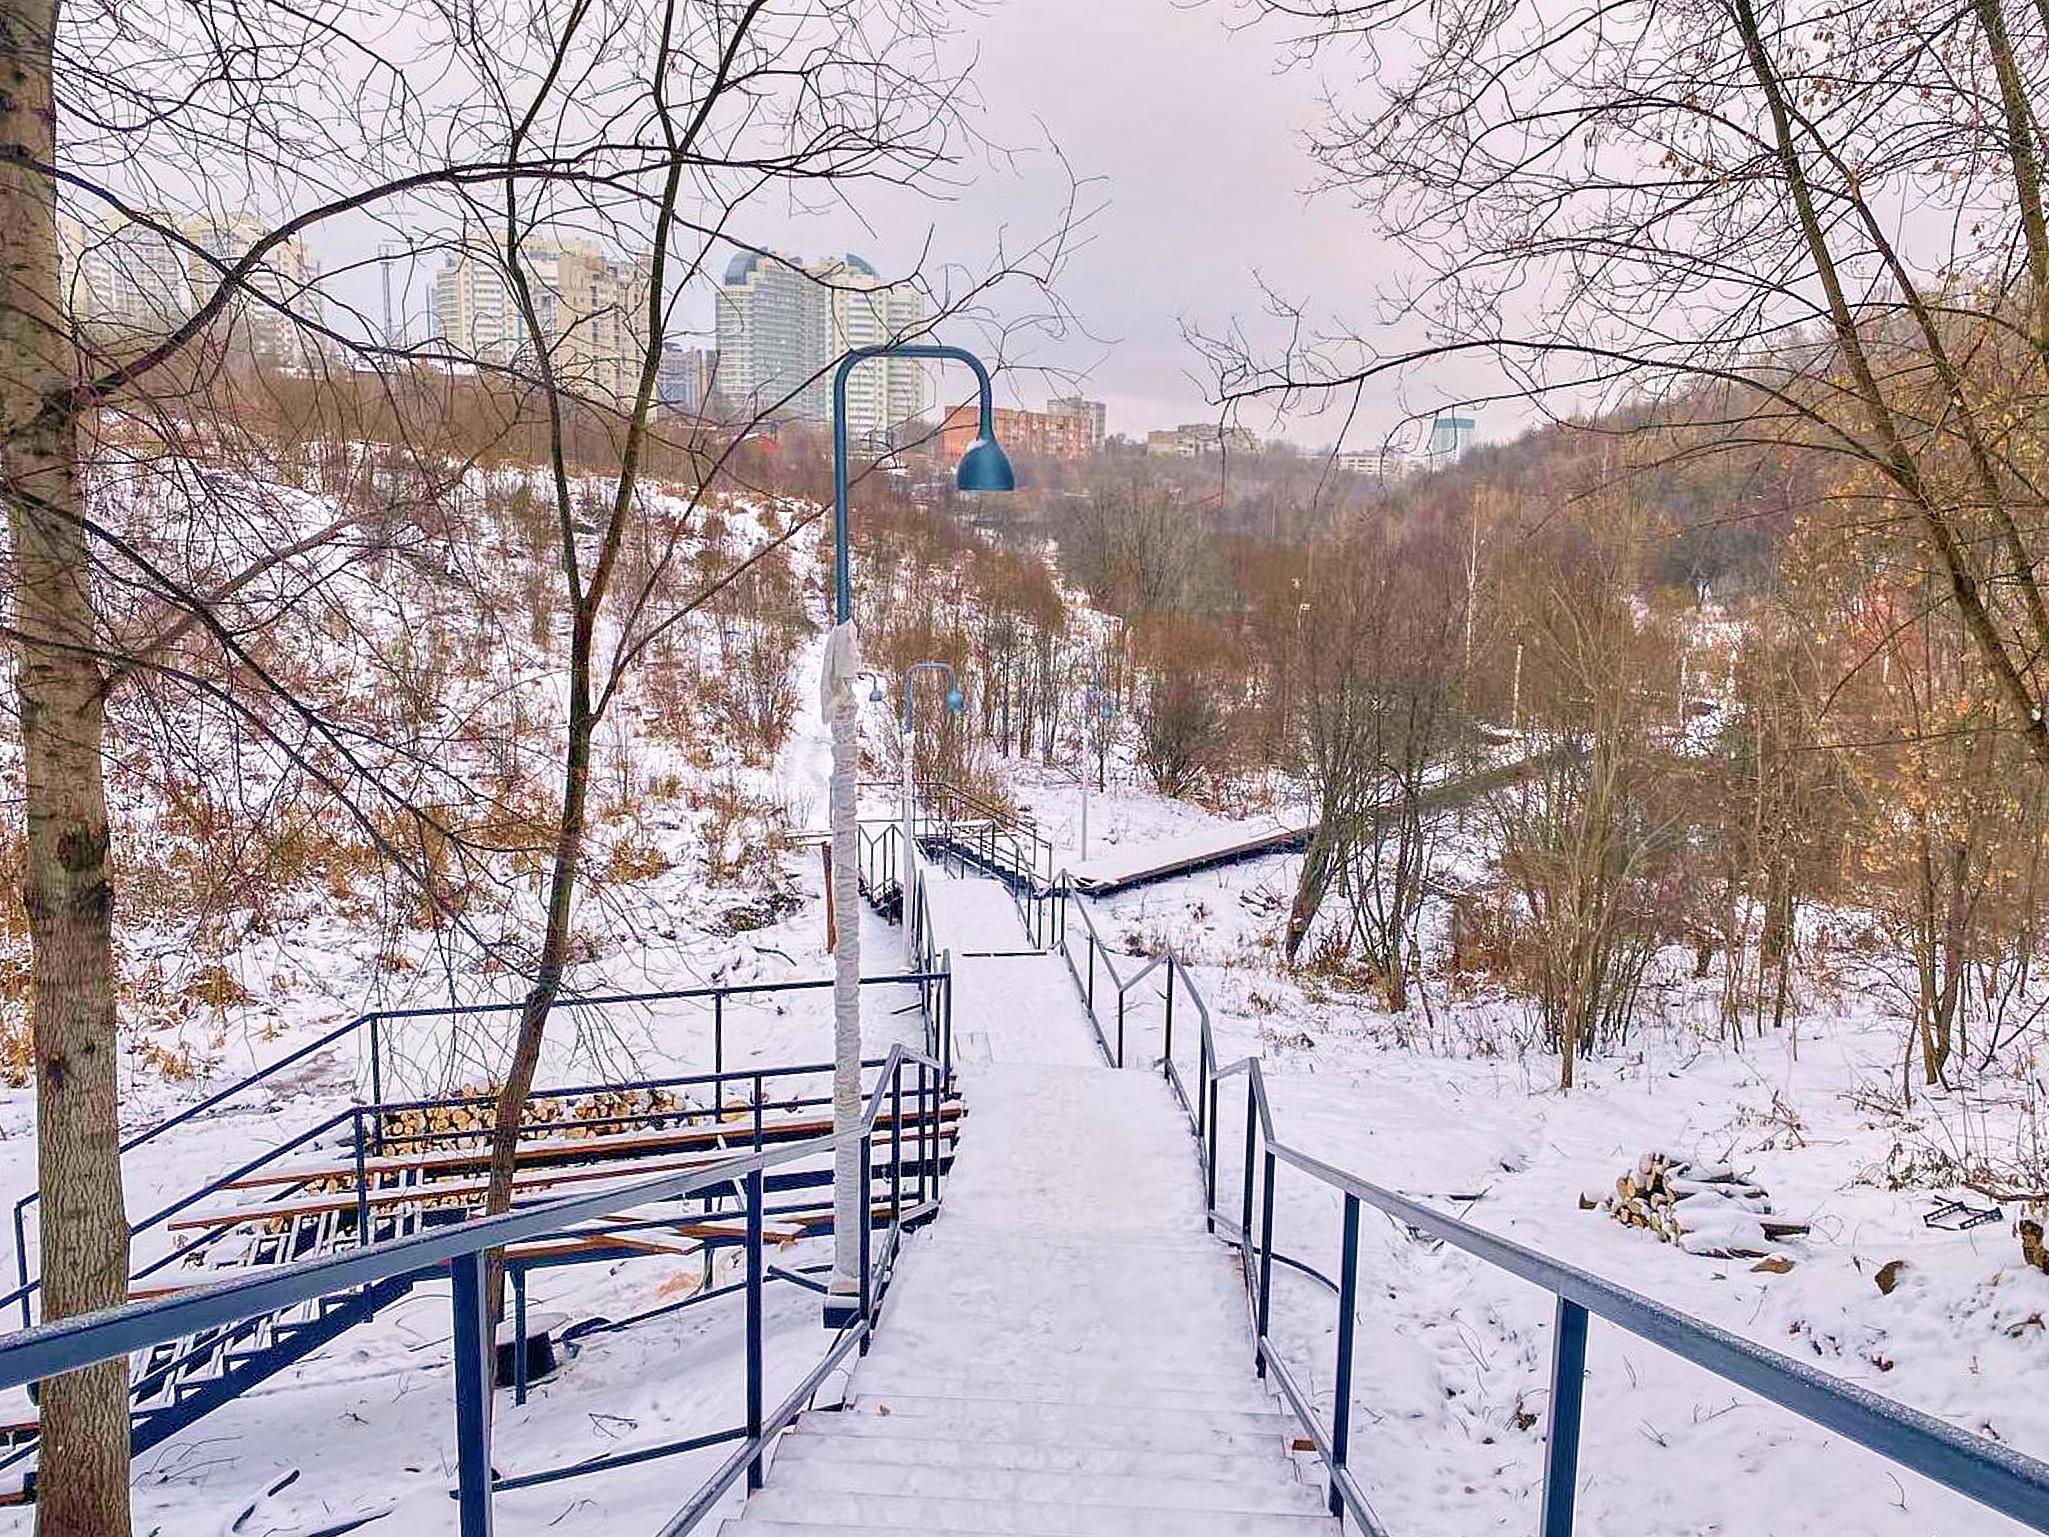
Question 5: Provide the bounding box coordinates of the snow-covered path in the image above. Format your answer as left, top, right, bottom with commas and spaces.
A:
720, 868, 1338, 1535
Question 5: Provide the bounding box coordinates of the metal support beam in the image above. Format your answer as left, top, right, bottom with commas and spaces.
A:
1330, 1194, 1360, 1517
1539, 1297, 1589, 1537
450, 1252, 494, 1537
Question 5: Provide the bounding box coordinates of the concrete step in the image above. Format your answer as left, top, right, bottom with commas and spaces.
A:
762, 1456, 1328, 1515
776, 1423, 1297, 1482
849, 1357, 1266, 1401
852, 1376, 1265, 1416
731, 1487, 1338, 1535
828, 1396, 1301, 1449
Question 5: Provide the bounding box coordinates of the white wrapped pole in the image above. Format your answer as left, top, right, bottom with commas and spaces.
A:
821, 621, 865, 1311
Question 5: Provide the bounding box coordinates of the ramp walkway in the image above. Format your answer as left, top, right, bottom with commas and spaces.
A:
721, 865, 1336, 1536
1068, 749, 1571, 897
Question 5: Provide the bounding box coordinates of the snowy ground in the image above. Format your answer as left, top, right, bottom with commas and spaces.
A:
1003, 761, 2049, 1536
0, 620, 943, 1534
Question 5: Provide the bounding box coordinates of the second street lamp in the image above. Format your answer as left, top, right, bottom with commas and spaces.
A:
822, 344, 1012, 1327
893, 662, 962, 919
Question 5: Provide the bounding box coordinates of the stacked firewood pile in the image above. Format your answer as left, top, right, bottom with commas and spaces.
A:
376, 1084, 685, 1150
1589, 1152, 1808, 1258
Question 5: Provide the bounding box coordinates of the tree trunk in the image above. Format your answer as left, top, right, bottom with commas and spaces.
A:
3, 2, 136, 1528
1284, 821, 1341, 964
481, 687, 593, 1318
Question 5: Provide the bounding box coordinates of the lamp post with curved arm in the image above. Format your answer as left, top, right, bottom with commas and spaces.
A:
823, 345, 1011, 1326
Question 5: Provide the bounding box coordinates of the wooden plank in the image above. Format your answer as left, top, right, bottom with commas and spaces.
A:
172, 1129, 959, 1233
223, 1101, 965, 1193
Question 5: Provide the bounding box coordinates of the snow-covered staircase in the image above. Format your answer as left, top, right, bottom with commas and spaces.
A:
719, 869, 1339, 1536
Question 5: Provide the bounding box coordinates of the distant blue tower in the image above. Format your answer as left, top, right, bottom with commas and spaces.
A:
1426, 412, 1475, 466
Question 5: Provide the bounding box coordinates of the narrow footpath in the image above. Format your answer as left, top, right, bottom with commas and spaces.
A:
720, 866, 1339, 1536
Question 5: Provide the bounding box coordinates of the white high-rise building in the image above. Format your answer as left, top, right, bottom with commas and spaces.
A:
181, 214, 323, 362
429, 238, 652, 402
713, 251, 927, 442
65, 216, 191, 340
64, 211, 323, 361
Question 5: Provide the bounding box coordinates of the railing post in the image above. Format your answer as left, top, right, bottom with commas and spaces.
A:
13, 1201, 31, 1328
917, 1065, 934, 1213
1163, 958, 1175, 1080
746, 1161, 765, 1490
1116, 990, 1126, 1068
368, 1014, 384, 1145
857, 1129, 874, 1348
1539, 1298, 1589, 1537
942, 956, 955, 1084
1255, 1149, 1277, 1379
1204, 1072, 1220, 1236
1240, 1088, 1258, 1256
352, 1108, 371, 1246
1330, 1193, 1361, 1517
450, 1251, 494, 1537
714, 992, 725, 1098
513, 1266, 530, 1406
1087, 940, 1096, 1015
890, 1072, 903, 1225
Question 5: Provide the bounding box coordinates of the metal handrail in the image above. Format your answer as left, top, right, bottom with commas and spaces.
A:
8, 969, 954, 1328
1038, 876, 2049, 1536
0, 1042, 952, 1537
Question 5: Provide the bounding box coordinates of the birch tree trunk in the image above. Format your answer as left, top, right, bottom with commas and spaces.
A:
823, 622, 864, 1307
2, 0, 135, 1525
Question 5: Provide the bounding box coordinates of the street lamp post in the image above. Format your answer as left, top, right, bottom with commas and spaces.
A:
887, 662, 962, 915
824, 345, 1011, 1327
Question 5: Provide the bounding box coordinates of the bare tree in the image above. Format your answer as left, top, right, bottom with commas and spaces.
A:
1213, 0, 2049, 774
1284, 515, 1465, 1009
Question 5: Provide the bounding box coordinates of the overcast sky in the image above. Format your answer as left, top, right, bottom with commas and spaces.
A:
685, 0, 1483, 449
352, 0, 1491, 450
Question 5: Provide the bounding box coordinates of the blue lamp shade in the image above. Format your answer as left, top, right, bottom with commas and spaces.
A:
954, 436, 1015, 493
944, 686, 965, 713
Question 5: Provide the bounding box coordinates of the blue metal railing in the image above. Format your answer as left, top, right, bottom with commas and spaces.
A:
1039, 876, 2049, 1536
7, 968, 955, 1331
0, 1041, 951, 1535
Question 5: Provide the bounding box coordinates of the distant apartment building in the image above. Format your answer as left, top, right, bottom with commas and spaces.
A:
713, 251, 927, 442
1145, 421, 1260, 458
429, 238, 652, 402
1046, 395, 1107, 448
64, 211, 323, 361
1334, 446, 1411, 481
657, 345, 717, 414
938, 403, 1093, 463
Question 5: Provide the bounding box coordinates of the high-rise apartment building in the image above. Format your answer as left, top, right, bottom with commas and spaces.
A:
181, 214, 323, 362
1047, 396, 1107, 449
63, 212, 322, 360
429, 238, 652, 402
657, 345, 717, 414
713, 251, 927, 442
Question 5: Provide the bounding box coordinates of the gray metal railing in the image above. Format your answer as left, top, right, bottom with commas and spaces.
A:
1039, 875, 2049, 1536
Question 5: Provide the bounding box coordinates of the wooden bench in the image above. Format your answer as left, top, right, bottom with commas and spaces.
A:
221, 1102, 964, 1194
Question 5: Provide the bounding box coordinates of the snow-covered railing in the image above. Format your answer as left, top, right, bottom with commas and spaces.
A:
1041, 880, 2049, 1537
0, 1041, 954, 1537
